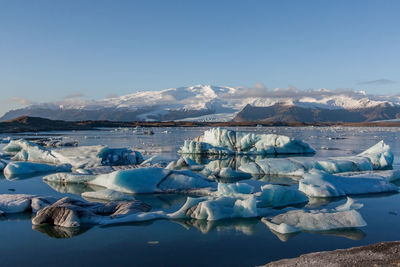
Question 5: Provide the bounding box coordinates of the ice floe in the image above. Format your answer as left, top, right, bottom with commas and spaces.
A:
4, 162, 72, 178
239, 141, 394, 176
262, 198, 367, 234
44, 168, 214, 194
3, 139, 143, 169
299, 170, 398, 198
179, 128, 315, 155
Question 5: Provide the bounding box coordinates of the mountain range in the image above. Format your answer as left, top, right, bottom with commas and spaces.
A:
2, 85, 400, 122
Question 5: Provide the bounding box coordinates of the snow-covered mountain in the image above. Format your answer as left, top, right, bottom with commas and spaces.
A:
2, 85, 400, 122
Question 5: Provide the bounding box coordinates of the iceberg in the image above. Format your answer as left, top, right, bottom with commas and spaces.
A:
0, 194, 34, 214
0, 194, 57, 214
82, 189, 136, 202
299, 170, 398, 198
239, 141, 394, 176
262, 198, 367, 234
256, 184, 309, 208
3, 139, 143, 169
4, 162, 72, 178
179, 128, 315, 155
44, 168, 214, 194
32, 197, 152, 228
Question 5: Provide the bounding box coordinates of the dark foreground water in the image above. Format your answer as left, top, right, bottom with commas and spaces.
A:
1, 126, 400, 267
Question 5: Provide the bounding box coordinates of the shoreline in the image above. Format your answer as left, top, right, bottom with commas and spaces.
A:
261, 241, 400, 266
2, 116, 400, 133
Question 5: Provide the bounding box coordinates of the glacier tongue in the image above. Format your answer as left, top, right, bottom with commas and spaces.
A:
179, 128, 315, 155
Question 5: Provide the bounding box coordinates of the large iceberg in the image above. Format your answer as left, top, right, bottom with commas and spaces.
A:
262, 198, 367, 234
4, 162, 72, 178
239, 141, 394, 176
179, 128, 315, 155
3, 139, 143, 169
299, 170, 398, 198
44, 168, 214, 194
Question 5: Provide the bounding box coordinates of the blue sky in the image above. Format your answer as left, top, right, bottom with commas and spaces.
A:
0, 0, 399, 115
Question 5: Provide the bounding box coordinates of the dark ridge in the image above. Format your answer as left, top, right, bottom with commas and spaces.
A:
233, 103, 400, 123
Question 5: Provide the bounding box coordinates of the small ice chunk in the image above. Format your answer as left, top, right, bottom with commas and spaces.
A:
256, 184, 308, 208
0, 194, 34, 213
82, 189, 136, 202
299, 170, 398, 198
4, 162, 72, 178
217, 182, 255, 196
358, 140, 393, 170
262, 198, 367, 234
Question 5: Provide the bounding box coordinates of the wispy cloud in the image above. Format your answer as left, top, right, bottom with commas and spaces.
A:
9, 97, 35, 106
357, 79, 396, 85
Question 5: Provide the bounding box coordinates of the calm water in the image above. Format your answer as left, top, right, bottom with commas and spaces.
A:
1, 126, 400, 267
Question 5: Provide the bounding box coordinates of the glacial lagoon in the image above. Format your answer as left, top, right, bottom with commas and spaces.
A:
1, 126, 400, 266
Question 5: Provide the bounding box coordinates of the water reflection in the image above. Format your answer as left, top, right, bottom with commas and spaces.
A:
32, 225, 91, 239
270, 228, 366, 242
44, 180, 104, 195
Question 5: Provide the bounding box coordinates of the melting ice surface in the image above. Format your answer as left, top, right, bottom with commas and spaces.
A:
2, 126, 400, 266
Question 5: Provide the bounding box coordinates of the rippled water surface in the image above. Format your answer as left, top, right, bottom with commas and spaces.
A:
1, 126, 400, 266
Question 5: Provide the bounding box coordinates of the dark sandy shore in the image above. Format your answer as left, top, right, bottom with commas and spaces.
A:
261, 241, 400, 267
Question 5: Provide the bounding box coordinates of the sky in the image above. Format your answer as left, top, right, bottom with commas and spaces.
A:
0, 0, 399, 116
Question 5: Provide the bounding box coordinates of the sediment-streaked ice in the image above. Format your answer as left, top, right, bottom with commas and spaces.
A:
32, 197, 152, 228
179, 128, 315, 155
299, 170, 398, 197
262, 198, 366, 234
4, 162, 72, 178
239, 141, 393, 176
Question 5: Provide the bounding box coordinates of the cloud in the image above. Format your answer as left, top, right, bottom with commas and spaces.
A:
9, 97, 35, 106
224, 85, 366, 100
357, 79, 396, 85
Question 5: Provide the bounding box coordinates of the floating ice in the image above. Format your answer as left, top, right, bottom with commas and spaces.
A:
179, 128, 315, 155
82, 189, 136, 202
32, 197, 152, 228
256, 184, 309, 208
262, 198, 367, 234
299, 170, 398, 198
337, 169, 400, 182
239, 141, 394, 176
0, 194, 34, 213
0, 194, 57, 214
45, 168, 214, 194
3, 139, 143, 169
4, 162, 72, 178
